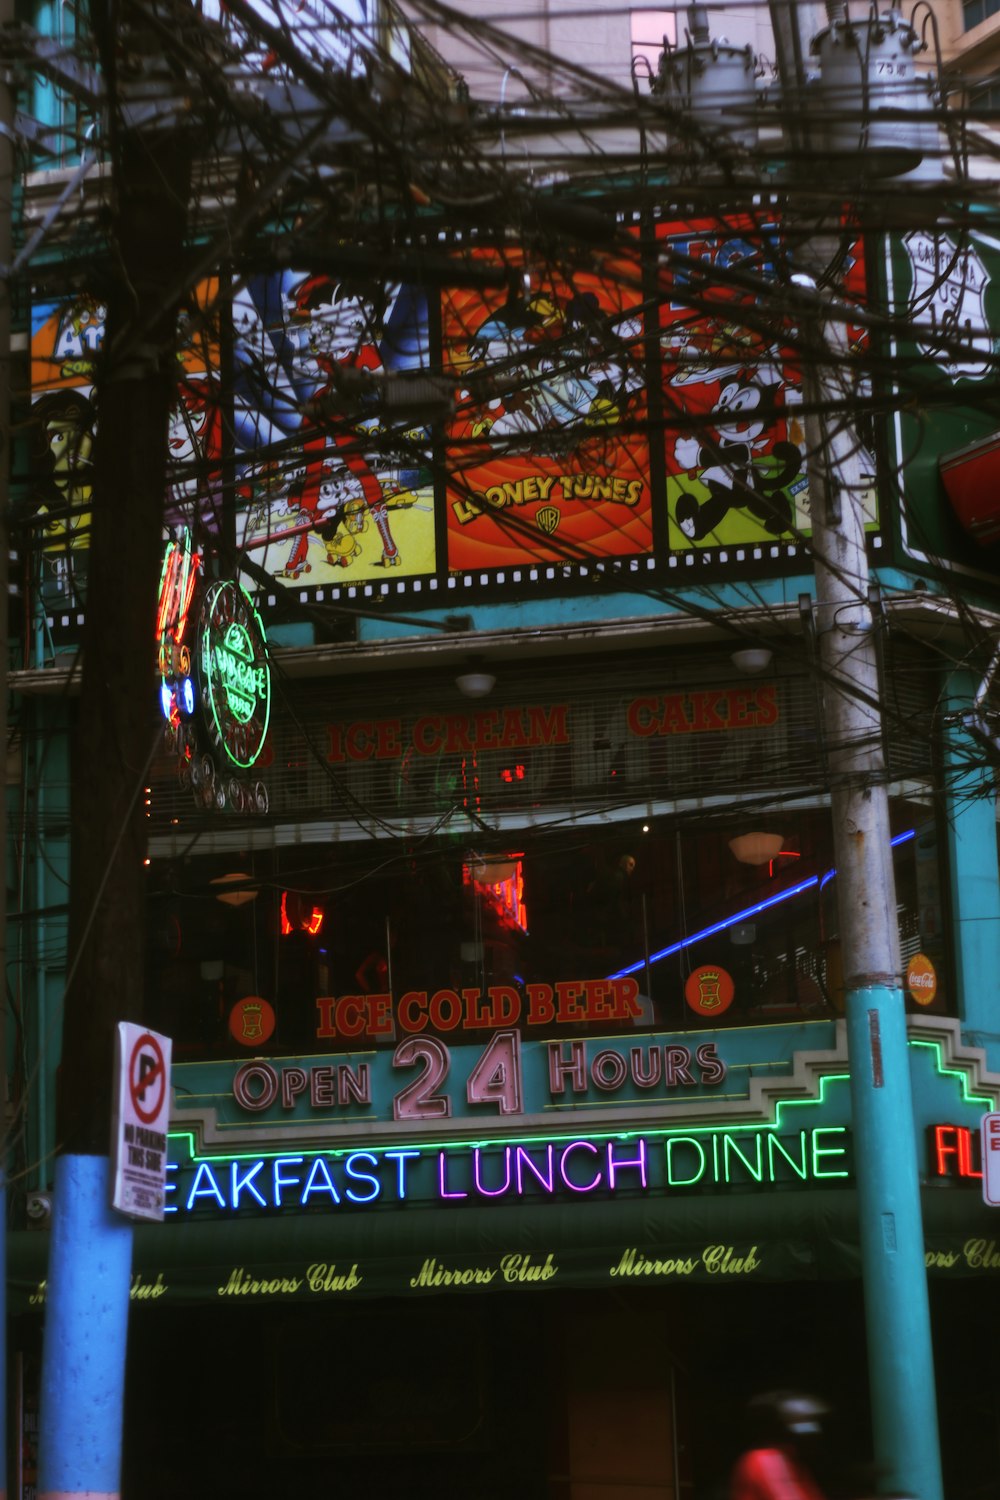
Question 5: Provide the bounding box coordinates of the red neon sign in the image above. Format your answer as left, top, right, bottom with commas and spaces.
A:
464, 855, 528, 934
929, 1123, 982, 1181
281, 891, 324, 936
156, 530, 201, 645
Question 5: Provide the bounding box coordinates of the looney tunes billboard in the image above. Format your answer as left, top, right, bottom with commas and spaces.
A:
658, 216, 875, 554
442, 242, 652, 572
232, 271, 436, 586
25, 215, 885, 626
28, 284, 223, 612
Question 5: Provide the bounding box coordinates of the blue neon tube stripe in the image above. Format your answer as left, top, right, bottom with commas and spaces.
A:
609, 828, 915, 979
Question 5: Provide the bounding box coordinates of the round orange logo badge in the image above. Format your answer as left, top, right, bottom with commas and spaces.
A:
906, 954, 937, 1006
229, 996, 276, 1046
685, 964, 735, 1016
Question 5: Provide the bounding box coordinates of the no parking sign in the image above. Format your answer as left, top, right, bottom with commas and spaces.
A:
110, 1023, 173, 1221
982, 1114, 1000, 1207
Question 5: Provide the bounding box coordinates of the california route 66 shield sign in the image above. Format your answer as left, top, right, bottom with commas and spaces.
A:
903, 230, 991, 381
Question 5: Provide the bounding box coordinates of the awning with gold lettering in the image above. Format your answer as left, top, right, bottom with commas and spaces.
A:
8, 1187, 999, 1312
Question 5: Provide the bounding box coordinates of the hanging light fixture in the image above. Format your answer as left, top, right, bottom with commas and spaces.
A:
211, 873, 258, 907
728, 832, 784, 866
731, 647, 773, 674
455, 665, 496, 698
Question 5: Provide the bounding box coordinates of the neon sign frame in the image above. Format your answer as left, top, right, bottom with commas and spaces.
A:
165, 1122, 851, 1217
197, 579, 271, 770
156, 529, 201, 728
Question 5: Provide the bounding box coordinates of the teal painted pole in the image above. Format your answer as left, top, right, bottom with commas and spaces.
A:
844, 985, 941, 1496
801, 251, 943, 1497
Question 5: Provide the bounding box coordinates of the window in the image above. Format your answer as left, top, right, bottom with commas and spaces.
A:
970, 77, 1000, 111
146, 798, 948, 1058
630, 9, 676, 81
963, 0, 1000, 32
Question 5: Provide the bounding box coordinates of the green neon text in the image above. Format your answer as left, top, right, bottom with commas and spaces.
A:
664, 1127, 849, 1187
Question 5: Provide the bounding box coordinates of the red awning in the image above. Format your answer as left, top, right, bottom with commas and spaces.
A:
940, 432, 1000, 547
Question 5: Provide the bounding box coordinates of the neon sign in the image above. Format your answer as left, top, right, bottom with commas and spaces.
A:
465, 854, 528, 935
281, 891, 324, 936
157, 530, 200, 648
164, 1122, 850, 1218
314, 976, 645, 1040
156, 529, 201, 730
154, 549, 271, 815
232, 1030, 727, 1123
610, 829, 917, 980
929, 1123, 982, 1181
197, 580, 271, 769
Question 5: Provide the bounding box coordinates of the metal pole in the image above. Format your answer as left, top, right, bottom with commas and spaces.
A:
38, 15, 192, 1493
767, 0, 822, 156
0, 0, 13, 1480
803, 270, 944, 1498
761, 12, 942, 1485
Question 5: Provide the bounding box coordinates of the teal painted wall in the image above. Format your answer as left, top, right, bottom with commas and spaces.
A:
943, 670, 1000, 1057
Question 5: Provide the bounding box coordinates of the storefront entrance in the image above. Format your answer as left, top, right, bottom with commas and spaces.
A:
112, 1282, 872, 1500
12, 1270, 998, 1497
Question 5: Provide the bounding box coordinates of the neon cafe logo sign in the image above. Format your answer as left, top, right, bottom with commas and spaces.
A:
197, 580, 271, 769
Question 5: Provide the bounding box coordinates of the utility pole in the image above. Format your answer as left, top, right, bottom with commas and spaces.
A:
803, 279, 943, 1498
36, 5, 191, 1491
0, 0, 13, 1486
765, 1, 944, 1489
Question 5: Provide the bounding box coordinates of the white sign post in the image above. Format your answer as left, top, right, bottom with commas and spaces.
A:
110, 1022, 172, 1221
981, 1113, 1000, 1206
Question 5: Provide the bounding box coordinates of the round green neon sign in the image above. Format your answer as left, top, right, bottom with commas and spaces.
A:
196, 580, 271, 769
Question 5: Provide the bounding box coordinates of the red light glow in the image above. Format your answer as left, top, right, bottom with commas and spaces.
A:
280, 890, 325, 936
464, 856, 528, 935
768, 849, 801, 878
931, 1123, 982, 1180
156, 532, 201, 644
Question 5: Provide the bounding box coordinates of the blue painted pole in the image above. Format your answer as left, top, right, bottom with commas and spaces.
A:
38, 1155, 133, 1500
0, 1173, 6, 1500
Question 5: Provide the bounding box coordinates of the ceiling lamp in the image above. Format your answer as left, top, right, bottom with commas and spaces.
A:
729, 832, 784, 867
731, 647, 773, 674
211, 873, 258, 907
456, 667, 496, 698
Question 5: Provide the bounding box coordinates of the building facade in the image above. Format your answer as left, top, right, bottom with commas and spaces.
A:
7, 2, 1000, 1497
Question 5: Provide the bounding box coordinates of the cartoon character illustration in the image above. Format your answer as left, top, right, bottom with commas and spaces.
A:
238, 458, 292, 537
30, 389, 96, 602
166, 376, 224, 538
316, 472, 422, 571
234, 271, 432, 574
454, 288, 645, 464
672, 377, 803, 542
443, 262, 654, 572
274, 471, 322, 580
557, 296, 645, 430
50, 295, 106, 382
453, 293, 558, 444
667, 319, 782, 391
286, 273, 402, 567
